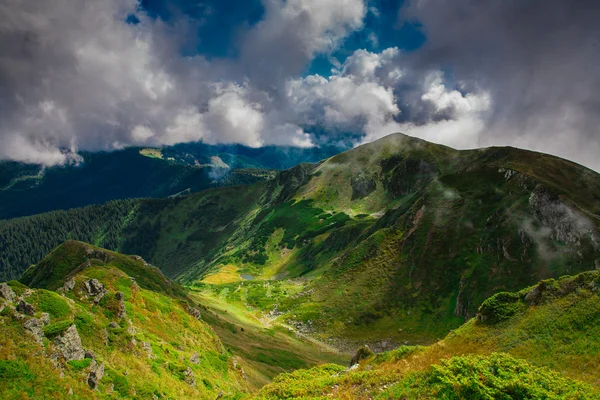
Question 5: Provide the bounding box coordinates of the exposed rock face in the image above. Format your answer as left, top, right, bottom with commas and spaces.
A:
0, 283, 16, 303
190, 352, 200, 364
183, 367, 196, 387
16, 300, 35, 316
24, 318, 44, 344
84, 350, 96, 359
529, 185, 595, 245
87, 361, 104, 390
54, 325, 85, 361
350, 345, 374, 366
115, 292, 126, 319
108, 322, 119, 329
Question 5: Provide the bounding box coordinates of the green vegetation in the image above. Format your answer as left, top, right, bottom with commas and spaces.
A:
382, 353, 598, 400
255, 268, 600, 399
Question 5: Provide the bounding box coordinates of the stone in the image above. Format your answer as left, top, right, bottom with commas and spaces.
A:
142, 342, 155, 359
190, 352, 200, 364
24, 318, 44, 344
115, 292, 126, 319
87, 361, 104, 390
54, 325, 85, 361
16, 300, 35, 316
84, 279, 105, 296
84, 350, 96, 359
108, 322, 119, 329
183, 367, 196, 387
188, 307, 202, 320
40, 312, 50, 325
62, 278, 76, 292
0, 283, 16, 303
350, 345, 374, 366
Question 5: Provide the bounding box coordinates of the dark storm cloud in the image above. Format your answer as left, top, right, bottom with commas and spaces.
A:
402, 0, 600, 170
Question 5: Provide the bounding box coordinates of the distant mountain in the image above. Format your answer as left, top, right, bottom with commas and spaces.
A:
1, 133, 599, 344
0, 143, 344, 220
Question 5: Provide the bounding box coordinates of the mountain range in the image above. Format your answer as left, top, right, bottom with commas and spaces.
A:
1, 133, 600, 398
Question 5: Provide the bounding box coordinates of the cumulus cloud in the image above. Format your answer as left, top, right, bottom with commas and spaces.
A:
1, 0, 598, 171
402, 0, 600, 170
0, 0, 344, 165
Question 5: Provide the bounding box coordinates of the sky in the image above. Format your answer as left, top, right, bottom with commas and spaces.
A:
1, 0, 599, 170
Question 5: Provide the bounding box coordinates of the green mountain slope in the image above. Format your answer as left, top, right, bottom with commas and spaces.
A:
0, 241, 248, 399
1, 241, 346, 398
255, 269, 600, 399
1, 133, 599, 344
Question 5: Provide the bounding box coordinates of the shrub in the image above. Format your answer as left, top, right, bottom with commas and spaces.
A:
477, 291, 525, 324
382, 353, 600, 399
67, 358, 92, 370
34, 290, 71, 318
43, 320, 72, 337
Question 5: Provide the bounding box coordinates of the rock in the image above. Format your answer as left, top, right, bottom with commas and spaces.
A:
142, 342, 155, 359
24, 318, 44, 344
187, 307, 202, 320
115, 292, 126, 319
84, 279, 105, 296
350, 345, 374, 366
40, 312, 50, 326
0, 283, 16, 303
87, 361, 104, 390
54, 325, 85, 361
190, 352, 200, 364
62, 278, 76, 292
108, 322, 119, 329
84, 350, 96, 359
16, 300, 35, 316
183, 367, 196, 387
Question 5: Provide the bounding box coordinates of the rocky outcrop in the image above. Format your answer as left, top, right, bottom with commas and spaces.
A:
142, 342, 155, 359
24, 318, 44, 344
529, 185, 595, 245
61, 278, 76, 293
87, 361, 104, 390
0, 282, 16, 303
188, 307, 202, 320
115, 292, 126, 319
183, 367, 196, 387
190, 352, 200, 364
16, 300, 35, 316
84, 279, 107, 304
54, 325, 85, 361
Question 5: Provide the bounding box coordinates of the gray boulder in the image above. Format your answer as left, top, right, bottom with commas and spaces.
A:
190, 352, 200, 364
87, 361, 105, 390
183, 367, 196, 387
24, 318, 44, 344
0, 283, 16, 303
16, 300, 35, 316
84, 279, 105, 296
115, 292, 126, 319
54, 325, 85, 361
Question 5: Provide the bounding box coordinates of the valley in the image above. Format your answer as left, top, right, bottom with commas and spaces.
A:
1, 133, 600, 398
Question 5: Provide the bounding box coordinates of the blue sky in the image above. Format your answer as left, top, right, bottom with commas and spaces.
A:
139, 0, 425, 74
